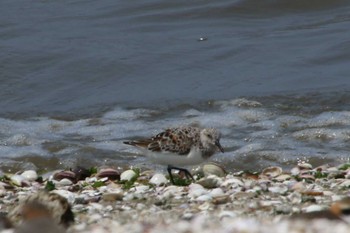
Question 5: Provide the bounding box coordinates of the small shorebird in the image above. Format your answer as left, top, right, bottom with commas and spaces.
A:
123, 126, 224, 184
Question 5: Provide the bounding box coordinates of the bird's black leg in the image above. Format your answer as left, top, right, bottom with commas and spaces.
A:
167, 165, 195, 184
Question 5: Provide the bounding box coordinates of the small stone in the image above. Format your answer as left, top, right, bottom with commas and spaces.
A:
149, 173, 167, 186
120, 170, 137, 182
188, 186, 208, 198
210, 188, 224, 197
291, 167, 300, 176
21, 170, 38, 182
11, 175, 26, 186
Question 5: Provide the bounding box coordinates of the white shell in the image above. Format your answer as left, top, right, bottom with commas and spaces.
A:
210, 188, 224, 197
120, 170, 137, 181
11, 175, 25, 186
196, 194, 212, 202
268, 185, 288, 194
149, 173, 167, 186
21, 170, 38, 182
262, 166, 282, 178
303, 205, 326, 213
57, 178, 73, 186
203, 163, 226, 177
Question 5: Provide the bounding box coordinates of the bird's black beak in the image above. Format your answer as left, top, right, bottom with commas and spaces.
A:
215, 140, 224, 153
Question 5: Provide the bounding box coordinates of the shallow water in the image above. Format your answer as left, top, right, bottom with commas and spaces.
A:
1, 0, 350, 172
1, 94, 350, 173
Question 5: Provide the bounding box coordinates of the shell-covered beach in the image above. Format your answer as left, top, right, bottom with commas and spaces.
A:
1, 162, 350, 232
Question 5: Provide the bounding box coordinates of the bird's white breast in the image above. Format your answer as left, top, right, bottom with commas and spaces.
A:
140, 148, 206, 166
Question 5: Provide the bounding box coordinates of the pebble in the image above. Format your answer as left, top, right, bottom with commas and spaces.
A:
149, 173, 167, 186
10, 175, 26, 187
120, 170, 137, 182
21, 170, 38, 182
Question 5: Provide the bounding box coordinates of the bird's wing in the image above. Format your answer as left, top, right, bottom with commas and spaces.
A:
124, 128, 197, 155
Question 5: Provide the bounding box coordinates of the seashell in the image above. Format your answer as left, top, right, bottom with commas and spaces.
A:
288, 192, 302, 204
202, 163, 226, 177
53, 171, 76, 183
134, 185, 150, 194
11, 175, 26, 187
212, 195, 230, 205
298, 163, 313, 170
149, 173, 167, 186
188, 183, 207, 198
96, 168, 120, 181
120, 170, 137, 182
196, 176, 221, 189
261, 166, 282, 178
290, 167, 300, 176
21, 170, 38, 182
303, 205, 327, 213
268, 185, 288, 194
274, 174, 291, 181
291, 182, 307, 192
57, 178, 74, 186
221, 178, 244, 187
298, 174, 315, 181
196, 194, 212, 202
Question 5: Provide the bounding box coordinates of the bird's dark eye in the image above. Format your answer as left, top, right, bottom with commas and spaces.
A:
207, 134, 212, 139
